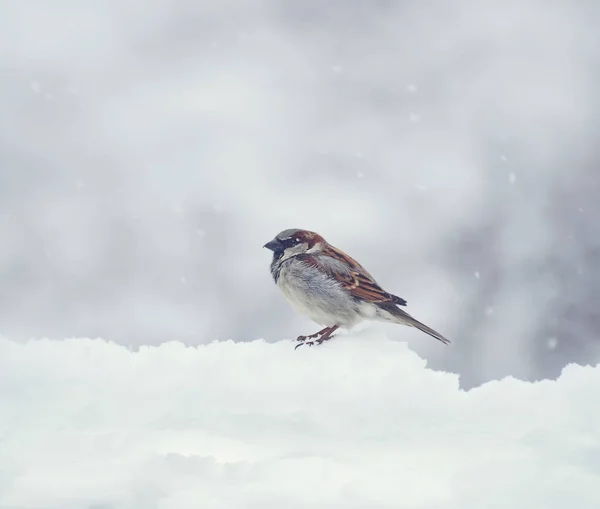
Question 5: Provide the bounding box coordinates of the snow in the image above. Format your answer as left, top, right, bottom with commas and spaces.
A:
1, 332, 599, 508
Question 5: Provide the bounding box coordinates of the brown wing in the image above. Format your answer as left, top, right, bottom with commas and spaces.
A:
298, 245, 407, 306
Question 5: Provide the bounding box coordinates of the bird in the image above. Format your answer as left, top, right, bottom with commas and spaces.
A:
264, 228, 450, 349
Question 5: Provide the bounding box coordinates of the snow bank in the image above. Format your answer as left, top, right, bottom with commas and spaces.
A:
1, 332, 599, 509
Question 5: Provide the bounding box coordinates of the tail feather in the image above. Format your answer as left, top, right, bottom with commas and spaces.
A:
379, 303, 450, 345
390, 293, 408, 306
403, 314, 450, 345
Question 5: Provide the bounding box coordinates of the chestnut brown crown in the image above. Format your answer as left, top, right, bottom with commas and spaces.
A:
263, 229, 324, 253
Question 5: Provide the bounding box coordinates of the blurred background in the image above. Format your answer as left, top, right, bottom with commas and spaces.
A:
1, 0, 599, 388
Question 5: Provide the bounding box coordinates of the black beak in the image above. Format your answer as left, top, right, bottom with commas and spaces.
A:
263, 239, 281, 252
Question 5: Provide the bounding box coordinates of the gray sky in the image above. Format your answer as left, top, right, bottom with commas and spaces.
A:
1, 0, 599, 387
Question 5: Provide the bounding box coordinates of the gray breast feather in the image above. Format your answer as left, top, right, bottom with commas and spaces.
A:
275, 257, 362, 327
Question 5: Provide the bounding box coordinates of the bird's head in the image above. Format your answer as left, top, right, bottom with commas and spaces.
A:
263, 229, 325, 262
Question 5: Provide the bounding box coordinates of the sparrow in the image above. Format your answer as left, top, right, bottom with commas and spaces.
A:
264, 229, 450, 349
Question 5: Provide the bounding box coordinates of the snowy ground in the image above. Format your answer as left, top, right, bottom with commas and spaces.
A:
1, 332, 599, 509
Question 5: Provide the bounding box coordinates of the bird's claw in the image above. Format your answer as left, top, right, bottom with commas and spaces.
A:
294, 326, 338, 350
294, 333, 319, 349
296, 332, 322, 342
294, 336, 328, 350
294, 340, 315, 350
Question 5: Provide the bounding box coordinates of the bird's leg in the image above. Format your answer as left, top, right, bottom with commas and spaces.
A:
315, 325, 339, 345
294, 326, 339, 350
295, 326, 331, 343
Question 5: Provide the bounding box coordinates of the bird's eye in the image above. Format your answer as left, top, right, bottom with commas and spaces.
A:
282, 237, 300, 247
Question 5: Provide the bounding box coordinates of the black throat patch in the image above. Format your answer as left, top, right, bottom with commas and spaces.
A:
270, 251, 284, 282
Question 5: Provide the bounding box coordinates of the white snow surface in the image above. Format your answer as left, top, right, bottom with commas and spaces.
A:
1, 332, 600, 509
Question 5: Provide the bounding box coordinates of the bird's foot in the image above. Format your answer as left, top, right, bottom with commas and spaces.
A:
296, 328, 328, 342
295, 335, 319, 349
294, 326, 339, 350
294, 339, 314, 349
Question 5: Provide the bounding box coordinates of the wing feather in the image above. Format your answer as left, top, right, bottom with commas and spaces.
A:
297, 246, 407, 306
